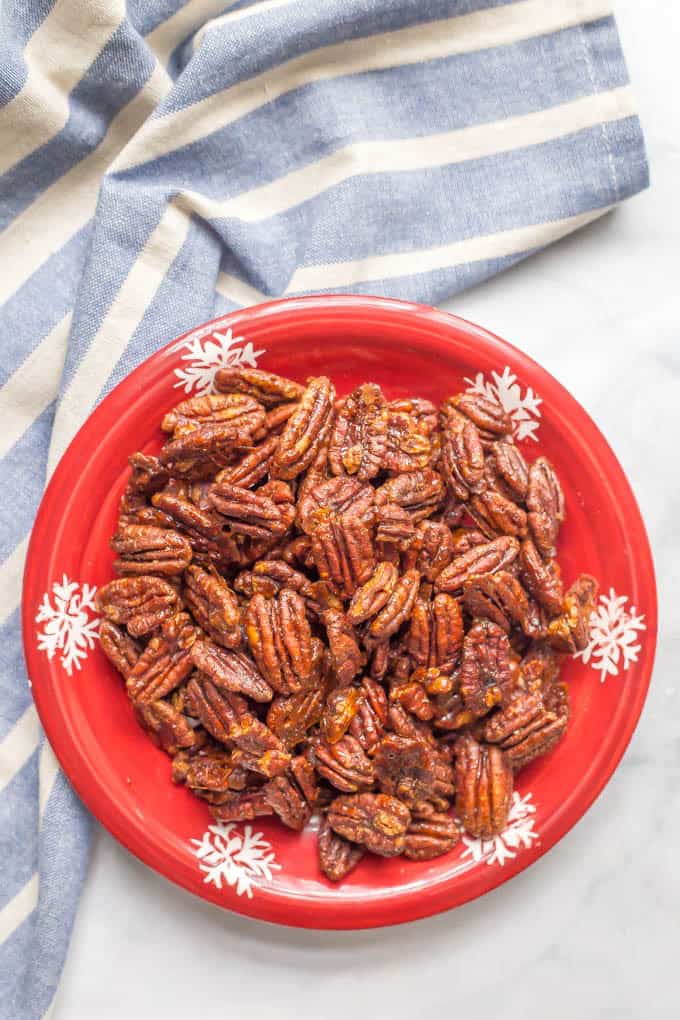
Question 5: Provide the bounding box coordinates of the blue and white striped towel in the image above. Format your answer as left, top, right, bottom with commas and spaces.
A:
0, 0, 647, 1015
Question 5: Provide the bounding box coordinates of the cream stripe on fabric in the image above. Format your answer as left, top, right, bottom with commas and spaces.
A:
0, 706, 40, 797
0, 874, 39, 942
192, 0, 301, 53
200, 85, 634, 223
288, 206, 613, 291
0, 315, 72, 461
145, 0, 239, 66
48, 200, 192, 470
0, 537, 29, 628
115, 0, 614, 171
0, 63, 170, 305
0, 0, 126, 176
215, 272, 267, 305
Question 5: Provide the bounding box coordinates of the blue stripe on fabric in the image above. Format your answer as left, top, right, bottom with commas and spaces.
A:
0, 0, 57, 108
0, 23, 156, 228
57, 188, 173, 395
0, 752, 39, 911
0, 615, 33, 743
0, 768, 92, 1020
0, 404, 54, 562
0, 226, 90, 387
209, 116, 647, 294
127, 0, 188, 38
113, 17, 628, 202
161, 0, 513, 116
101, 215, 222, 395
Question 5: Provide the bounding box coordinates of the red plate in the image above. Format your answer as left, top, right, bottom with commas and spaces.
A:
23, 296, 657, 928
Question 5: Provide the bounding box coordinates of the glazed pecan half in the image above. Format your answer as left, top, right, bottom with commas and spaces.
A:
127, 612, 198, 703
327, 792, 410, 857
459, 619, 518, 718
215, 366, 304, 406
329, 383, 388, 481
267, 687, 325, 748
134, 700, 203, 755
297, 475, 375, 535
183, 564, 241, 648
99, 620, 141, 678
311, 734, 374, 793
435, 536, 519, 593
439, 406, 485, 501
484, 682, 569, 769
403, 803, 461, 861
318, 816, 365, 881
347, 561, 399, 625
271, 376, 335, 479
191, 638, 273, 703
111, 524, 192, 577
321, 608, 365, 686
349, 677, 388, 755
547, 574, 598, 653
311, 512, 375, 598
95, 576, 180, 637
209, 480, 293, 541
245, 589, 314, 694
454, 734, 513, 839
375, 469, 445, 522
526, 456, 565, 558
374, 734, 437, 805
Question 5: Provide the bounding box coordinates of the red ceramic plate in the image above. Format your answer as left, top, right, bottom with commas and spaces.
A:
23, 296, 657, 928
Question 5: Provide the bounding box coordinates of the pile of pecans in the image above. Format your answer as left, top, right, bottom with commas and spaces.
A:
96, 367, 597, 881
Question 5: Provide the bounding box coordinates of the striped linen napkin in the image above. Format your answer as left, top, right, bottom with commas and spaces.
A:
0, 0, 647, 1015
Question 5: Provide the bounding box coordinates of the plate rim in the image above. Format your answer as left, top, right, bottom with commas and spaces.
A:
22, 294, 658, 928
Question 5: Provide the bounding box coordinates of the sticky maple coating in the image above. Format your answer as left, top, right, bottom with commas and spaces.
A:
98, 365, 597, 879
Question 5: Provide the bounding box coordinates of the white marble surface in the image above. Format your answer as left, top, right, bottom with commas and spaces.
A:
55, 3, 679, 1017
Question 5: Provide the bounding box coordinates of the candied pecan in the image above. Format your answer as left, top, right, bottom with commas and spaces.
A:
327, 792, 410, 857
403, 803, 461, 861
519, 538, 564, 616
311, 734, 374, 793
435, 536, 519, 593
191, 638, 272, 703
263, 755, 318, 830
451, 392, 512, 441
520, 642, 563, 692
374, 734, 437, 804
183, 564, 241, 648
347, 561, 399, 625
99, 620, 141, 678
252, 402, 299, 439
320, 687, 362, 743
440, 407, 485, 500
215, 366, 304, 406
402, 520, 455, 581
463, 571, 529, 633
95, 576, 180, 637
407, 592, 463, 672
318, 816, 364, 881
134, 700, 203, 756
368, 640, 390, 680
161, 393, 263, 433
210, 790, 275, 822
127, 612, 198, 702
454, 734, 513, 839
547, 574, 598, 652
266, 687, 325, 748
368, 569, 420, 641
526, 457, 565, 558
209, 480, 292, 541
216, 435, 279, 489
297, 475, 374, 535
311, 512, 375, 598
270, 376, 335, 479
349, 677, 388, 755
187, 675, 287, 760
382, 409, 431, 473
127, 452, 168, 495
111, 524, 192, 577
468, 489, 527, 539
172, 745, 247, 798
235, 559, 315, 607
389, 679, 434, 721
375, 469, 444, 522
488, 441, 529, 502
484, 682, 569, 769
245, 590, 313, 694
375, 503, 416, 549
151, 491, 240, 567
329, 383, 388, 480
459, 619, 518, 718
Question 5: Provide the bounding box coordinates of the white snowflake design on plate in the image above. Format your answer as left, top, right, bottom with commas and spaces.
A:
464, 366, 542, 442
191, 822, 280, 898
574, 588, 646, 683
35, 575, 99, 676
459, 792, 539, 867
172, 324, 265, 396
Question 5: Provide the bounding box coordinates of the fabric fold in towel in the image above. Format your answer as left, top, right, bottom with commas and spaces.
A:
0, 0, 647, 1016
